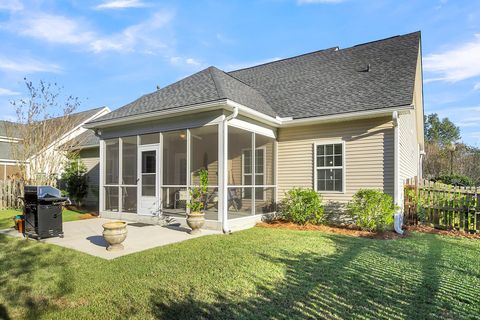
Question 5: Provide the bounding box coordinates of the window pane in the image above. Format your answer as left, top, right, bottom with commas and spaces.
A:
140, 133, 159, 145
255, 149, 264, 173
244, 175, 252, 185
317, 145, 324, 156
228, 126, 252, 185
334, 169, 343, 192
334, 143, 342, 155
318, 169, 326, 180
105, 186, 119, 211
256, 135, 274, 185
334, 155, 342, 166
190, 126, 218, 186
254, 187, 276, 214
122, 136, 137, 185
162, 187, 187, 216
326, 155, 334, 167
122, 187, 137, 213
317, 156, 325, 167
326, 180, 334, 191
163, 131, 187, 185
227, 187, 253, 219
105, 139, 119, 184
142, 151, 156, 174
142, 175, 156, 196
326, 144, 334, 156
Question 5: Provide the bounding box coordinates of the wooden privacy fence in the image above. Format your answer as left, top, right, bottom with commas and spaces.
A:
0, 179, 24, 210
404, 178, 480, 233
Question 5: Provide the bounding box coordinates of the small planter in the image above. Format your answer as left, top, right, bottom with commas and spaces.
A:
102, 221, 127, 251
186, 212, 205, 235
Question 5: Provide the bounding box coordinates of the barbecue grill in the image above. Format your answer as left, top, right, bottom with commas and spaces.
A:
23, 185, 67, 239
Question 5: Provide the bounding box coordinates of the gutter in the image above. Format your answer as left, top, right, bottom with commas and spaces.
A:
392, 111, 404, 235
221, 106, 238, 234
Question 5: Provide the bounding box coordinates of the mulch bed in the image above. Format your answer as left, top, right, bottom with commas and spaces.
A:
256, 221, 404, 240
78, 213, 98, 220
404, 225, 480, 239
257, 220, 480, 240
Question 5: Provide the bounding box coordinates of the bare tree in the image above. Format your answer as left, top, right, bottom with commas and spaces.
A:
4, 78, 84, 185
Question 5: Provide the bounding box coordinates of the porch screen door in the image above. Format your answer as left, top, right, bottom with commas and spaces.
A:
138, 146, 158, 215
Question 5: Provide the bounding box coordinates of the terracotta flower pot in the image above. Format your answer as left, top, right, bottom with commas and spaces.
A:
102, 221, 127, 251
186, 212, 205, 235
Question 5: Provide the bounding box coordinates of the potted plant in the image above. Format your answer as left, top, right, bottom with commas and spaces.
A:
187, 169, 208, 235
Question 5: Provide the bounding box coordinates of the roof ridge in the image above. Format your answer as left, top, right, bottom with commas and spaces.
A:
228, 47, 338, 73
351, 31, 421, 49
207, 66, 227, 99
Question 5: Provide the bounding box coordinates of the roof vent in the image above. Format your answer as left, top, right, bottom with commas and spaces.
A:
357, 63, 371, 72
156, 85, 161, 90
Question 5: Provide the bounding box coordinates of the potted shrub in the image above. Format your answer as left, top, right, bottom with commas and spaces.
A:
186, 169, 208, 234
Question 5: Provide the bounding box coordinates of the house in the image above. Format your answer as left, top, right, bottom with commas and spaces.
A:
0, 107, 109, 184
85, 31, 424, 232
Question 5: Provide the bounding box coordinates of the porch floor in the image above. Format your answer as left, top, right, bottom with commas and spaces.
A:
0, 218, 221, 260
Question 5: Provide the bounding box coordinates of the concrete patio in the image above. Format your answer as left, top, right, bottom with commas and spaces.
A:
0, 218, 221, 260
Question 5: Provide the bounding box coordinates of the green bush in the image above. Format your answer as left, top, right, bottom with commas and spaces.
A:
432, 175, 474, 187
280, 188, 324, 225
61, 154, 89, 208
347, 189, 396, 232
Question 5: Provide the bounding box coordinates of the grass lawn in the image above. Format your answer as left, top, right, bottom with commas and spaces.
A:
0, 208, 93, 229
0, 228, 479, 319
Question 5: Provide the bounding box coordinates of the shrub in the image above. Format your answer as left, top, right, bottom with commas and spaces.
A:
432, 175, 474, 187
347, 189, 396, 232
280, 188, 324, 225
61, 154, 89, 208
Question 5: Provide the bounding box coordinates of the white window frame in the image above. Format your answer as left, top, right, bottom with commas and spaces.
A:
314, 141, 346, 194
241, 146, 266, 201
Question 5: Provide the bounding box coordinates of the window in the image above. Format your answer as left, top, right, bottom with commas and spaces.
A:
242, 148, 265, 200
315, 142, 344, 192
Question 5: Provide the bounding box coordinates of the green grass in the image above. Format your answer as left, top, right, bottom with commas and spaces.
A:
0, 208, 91, 229
0, 228, 479, 320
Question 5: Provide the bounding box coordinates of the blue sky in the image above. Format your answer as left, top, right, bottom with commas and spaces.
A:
0, 0, 479, 145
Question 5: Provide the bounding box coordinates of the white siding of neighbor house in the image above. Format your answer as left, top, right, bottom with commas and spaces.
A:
79, 148, 100, 209
277, 116, 394, 207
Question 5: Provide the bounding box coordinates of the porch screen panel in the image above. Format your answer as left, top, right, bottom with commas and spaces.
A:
105, 139, 119, 184
122, 136, 137, 185
227, 126, 253, 218
190, 126, 218, 186
162, 130, 187, 216
255, 134, 276, 213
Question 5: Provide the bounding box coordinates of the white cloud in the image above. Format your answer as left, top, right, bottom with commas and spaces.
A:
0, 0, 23, 12
474, 82, 480, 91
0, 56, 61, 73
3, 10, 174, 54
169, 56, 201, 67
424, 34, 480, 82
0, 87, 20, 96
297, 0, 345, 4
94, 0, 150, 10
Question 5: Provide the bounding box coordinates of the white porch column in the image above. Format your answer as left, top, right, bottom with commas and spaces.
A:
99, 139, 105, 213
218, 116, 230, 232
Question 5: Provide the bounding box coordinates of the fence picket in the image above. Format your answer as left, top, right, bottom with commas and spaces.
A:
404, 178, 479, 233
0, 180, 24, 210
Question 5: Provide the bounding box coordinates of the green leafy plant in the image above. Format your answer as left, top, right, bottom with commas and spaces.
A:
61, 153, 89, 208
347, 189, 397, 232
280, 188, 324, 225
187, 169, 209, 213
432, 175, 474, 187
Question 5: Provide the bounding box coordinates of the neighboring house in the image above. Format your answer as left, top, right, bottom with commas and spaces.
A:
0, 107, 110, 182
85, 31, 424, 232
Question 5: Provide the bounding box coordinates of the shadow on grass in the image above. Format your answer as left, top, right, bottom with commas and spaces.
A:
0, 235, 73, 319
150, 234, 475, 320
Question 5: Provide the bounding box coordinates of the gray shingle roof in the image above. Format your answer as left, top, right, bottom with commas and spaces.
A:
90, 31, 420, 123
64, 129, 99, 149
1, 107, 106, 159
229, 31, 420, 119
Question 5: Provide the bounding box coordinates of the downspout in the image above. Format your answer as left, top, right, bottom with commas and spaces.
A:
221, 106, 238, 234
392, 111, 404, 235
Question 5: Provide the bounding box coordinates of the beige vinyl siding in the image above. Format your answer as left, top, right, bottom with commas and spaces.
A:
79, 147, 100, 209
277, 116, 394, 206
